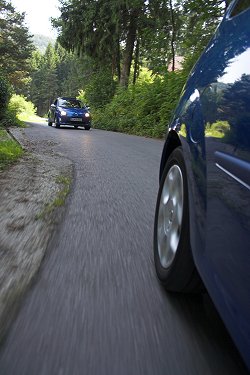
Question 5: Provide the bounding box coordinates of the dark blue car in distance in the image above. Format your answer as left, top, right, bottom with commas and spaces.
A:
154, 0, 250, 369
48, 97, 91, 129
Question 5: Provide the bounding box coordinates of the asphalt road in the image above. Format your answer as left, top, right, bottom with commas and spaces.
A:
0, 122, 248, 375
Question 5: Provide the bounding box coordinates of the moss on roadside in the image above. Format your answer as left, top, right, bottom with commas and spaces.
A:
53, 175, 71, 208
36, 174, 72, 220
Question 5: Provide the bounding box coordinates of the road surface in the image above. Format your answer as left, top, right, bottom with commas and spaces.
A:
0, 122, 248, 375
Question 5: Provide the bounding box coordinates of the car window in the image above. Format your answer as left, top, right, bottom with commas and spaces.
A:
59, 99, 81, 108
230, 0, 250, 17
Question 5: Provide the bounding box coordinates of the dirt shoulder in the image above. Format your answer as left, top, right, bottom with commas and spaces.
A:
0, 126, 73, 342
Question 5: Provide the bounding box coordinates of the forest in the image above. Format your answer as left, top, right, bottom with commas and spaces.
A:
0, 0, 231, 137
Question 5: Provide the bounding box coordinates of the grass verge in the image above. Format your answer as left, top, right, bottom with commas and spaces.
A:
0, 129, 23, 170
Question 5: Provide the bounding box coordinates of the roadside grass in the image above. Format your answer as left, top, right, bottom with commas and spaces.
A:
36, 174, 72, 220
0, 129, 23, 170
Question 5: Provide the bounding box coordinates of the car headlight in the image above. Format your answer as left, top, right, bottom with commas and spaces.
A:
84, 112, 90, 118
60, 110, 67, 116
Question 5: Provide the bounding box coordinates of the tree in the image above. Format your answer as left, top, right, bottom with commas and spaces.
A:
179, 0, 227, 72
53, 0, 146, 87
41, 44, 59, 109
50, 0, 230, 108
0, 0, 34, 92
29, 44, 58, 115
140, 0, 182, 74
29, 42, 91, 115
119, 1, 144, 87
0, 75, 10, 120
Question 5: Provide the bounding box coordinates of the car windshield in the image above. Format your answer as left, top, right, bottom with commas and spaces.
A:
59, 99, 81, 108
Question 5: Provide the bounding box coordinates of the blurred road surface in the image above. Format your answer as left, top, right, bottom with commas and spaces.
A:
0, 122, 248, 375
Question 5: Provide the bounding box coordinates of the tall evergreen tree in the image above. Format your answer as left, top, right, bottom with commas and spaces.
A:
53, 0, 146, 87
29, 44, 58, 115
49, 0, 230, 108
0, 0, 34, 92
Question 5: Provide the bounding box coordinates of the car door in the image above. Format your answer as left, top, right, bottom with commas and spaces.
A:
200, 1, 250, 366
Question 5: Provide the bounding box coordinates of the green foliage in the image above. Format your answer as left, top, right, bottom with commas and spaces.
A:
179, 0, 225, 71
29, 44, 59, 115
56, 52, 93, 98
26, 0, 229, 137
0, 0, 34, 92
0, 108, 22, 128
9, 95, 36, 117
55, 0, 119, 65
0, 75, 10, 121
141, 0, 182, 74
0, 129, 23, 169
0, 75, 23, 128
29, 43, 93, 115
77, 90, 87, 105
93, 70, 187, 137
84, 69, 117, 108
54, 0, 227, 87
0, 94, 35, 127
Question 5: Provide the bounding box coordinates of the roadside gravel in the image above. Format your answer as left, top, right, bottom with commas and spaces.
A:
0, 126, 73, 342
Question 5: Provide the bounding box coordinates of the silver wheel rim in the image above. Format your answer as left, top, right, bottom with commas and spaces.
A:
157, 164, 184, 268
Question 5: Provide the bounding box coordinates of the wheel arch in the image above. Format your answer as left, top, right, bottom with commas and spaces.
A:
159, 130, 182, 183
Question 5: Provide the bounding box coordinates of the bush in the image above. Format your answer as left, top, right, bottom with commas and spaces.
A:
93, 70, 187, 138
0, 94, 35, 128
0, 76, 11, 121
0, 109, 22, 128
77, 90, 88, 106
84, 68, 117, 109
9, 94, 36, 118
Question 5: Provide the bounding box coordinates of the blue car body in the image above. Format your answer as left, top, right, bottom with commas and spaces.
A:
48, 97, 91, 129
158, 0, 250, 368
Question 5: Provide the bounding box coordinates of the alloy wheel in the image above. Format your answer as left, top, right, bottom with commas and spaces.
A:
157, 165, 184, 268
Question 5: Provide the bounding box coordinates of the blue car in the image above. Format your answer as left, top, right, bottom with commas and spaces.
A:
48, 97, 91, 129
154, 0, 250, 369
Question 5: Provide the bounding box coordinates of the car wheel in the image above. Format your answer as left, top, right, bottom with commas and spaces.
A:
85, 125, 90, 130
55, 116, 60, 128
74, 125, 78, 129
154, 147, 203, 293
48, 121, 52, 126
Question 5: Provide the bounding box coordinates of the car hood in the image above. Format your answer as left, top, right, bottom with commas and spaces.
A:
58, 106, 89, 116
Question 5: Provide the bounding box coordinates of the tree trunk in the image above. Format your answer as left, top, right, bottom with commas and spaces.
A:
169, 0, 175, 72
120, 9, 139, 87
133, 37, 140, 85
116, 36, 121, 82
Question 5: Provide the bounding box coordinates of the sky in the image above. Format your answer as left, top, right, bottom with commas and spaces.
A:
11, 0, 60, 37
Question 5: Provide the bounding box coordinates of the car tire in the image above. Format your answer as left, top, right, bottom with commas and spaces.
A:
85, 125, 90, 130
74, 125, 78, 129
154, 147, 203, 293
48, 121, 52, 126
55, 116, 60, 128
